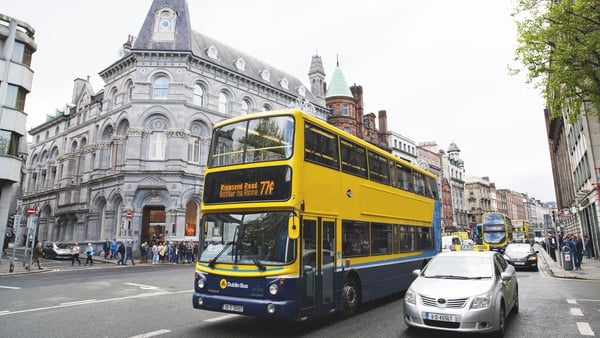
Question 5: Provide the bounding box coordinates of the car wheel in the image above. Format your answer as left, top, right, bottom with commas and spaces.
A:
494, 303, 506, 338
340, 275, 360, 318
512, 288, 519, 314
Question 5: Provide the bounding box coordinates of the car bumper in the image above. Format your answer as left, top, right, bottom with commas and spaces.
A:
403, 301, 499, 333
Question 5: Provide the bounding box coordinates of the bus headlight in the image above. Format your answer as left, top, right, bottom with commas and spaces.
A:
197, 278, 206, 289
269, 283, 279, 295
267, 303, 275, 313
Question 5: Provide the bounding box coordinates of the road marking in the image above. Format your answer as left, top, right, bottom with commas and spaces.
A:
125, 282, 160, 290
0, 285, 21, 290
567, 299, 577, 304
204, 314, 239, 322
61, 299, 98, 306
571, 308, 584, 316
577, 322, 594, 336
128, 329, 171, 338
0, 289, 192, 317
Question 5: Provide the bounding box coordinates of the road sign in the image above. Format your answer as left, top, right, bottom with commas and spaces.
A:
27, 208, 35, 215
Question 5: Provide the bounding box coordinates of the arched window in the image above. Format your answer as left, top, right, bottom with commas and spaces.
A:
241, 98, 251, 115
152, 75, 169, 99
218, 91, 229, 114
262, 104, 272, 112
125, 81, 133, 103
193, 83, 204, 106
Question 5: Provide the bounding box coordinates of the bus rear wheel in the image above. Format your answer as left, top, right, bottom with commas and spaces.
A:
340, 275, 360, 318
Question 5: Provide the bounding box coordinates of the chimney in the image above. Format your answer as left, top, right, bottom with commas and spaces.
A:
378, 110, 388, 134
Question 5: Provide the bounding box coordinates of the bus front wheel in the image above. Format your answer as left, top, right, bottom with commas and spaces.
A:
340, 275, 360, 318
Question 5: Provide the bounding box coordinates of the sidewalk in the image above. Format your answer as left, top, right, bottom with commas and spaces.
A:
0, 248, 152, 276
536, 243, 600, 280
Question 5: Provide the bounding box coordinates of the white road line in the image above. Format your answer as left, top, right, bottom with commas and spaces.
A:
125, 282, 160, 290
204, 314, 239, 322
577, 322, 595, 336
0, 285, 21, 289
61, 299, 98, 306
0, 289, 192, 317
571, 308, 584, 316
567, 299, 577, 304
128, 329, 171, 338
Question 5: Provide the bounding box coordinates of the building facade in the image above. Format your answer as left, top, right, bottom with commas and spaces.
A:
0, 13, 36, 252
20, 0, 329, 251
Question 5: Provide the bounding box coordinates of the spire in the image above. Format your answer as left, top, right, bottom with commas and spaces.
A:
308, 53, 326, 98
133, 0, 193, 51
325, 62, 353, 98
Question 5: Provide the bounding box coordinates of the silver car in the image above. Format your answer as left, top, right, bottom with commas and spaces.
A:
403, 250, 518, 337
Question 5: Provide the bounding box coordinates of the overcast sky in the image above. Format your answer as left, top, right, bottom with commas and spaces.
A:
3, 0, 556, 202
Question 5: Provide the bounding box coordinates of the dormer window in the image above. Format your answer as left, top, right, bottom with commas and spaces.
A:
234, 58, 246, 71
297, 85, 306, 97
260, 69, 270, 82
206, 46, 218, 60
279, 77, 289, 89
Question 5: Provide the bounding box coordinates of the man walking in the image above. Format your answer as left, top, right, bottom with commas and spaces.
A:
126, 241, 135, 265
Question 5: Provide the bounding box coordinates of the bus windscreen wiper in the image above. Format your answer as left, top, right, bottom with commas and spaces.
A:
208, 241, 233, 268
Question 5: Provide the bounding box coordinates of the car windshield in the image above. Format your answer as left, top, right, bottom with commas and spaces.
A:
199, 211, 296, 266
423, 256, 493, 279
55, 243, 69, 249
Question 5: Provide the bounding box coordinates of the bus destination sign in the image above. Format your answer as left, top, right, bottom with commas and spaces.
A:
204, 165, 291, 204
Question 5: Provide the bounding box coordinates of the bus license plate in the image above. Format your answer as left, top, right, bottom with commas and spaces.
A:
424, 312, 457, 322
222, 304, 244, 312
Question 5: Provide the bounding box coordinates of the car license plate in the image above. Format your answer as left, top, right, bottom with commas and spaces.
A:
514, 262, 525, 265
424, 312, 458, 322
222, 304, 244, 312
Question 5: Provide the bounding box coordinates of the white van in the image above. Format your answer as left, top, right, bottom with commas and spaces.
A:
441, 236, 462, 251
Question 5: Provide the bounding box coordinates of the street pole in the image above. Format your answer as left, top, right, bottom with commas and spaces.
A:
9, 214, 21, 273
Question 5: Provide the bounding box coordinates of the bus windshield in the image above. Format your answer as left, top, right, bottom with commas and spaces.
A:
208, 115, 294, 168
483, 231, 507, 244
200, 211, 296, 266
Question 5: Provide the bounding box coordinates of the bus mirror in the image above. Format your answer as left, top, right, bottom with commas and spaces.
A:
288, 216, 300, 239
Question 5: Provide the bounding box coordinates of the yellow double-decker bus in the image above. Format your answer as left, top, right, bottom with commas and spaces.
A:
192, 109, 441, 321
511, 219, 533, 244
482, 212, 512, 252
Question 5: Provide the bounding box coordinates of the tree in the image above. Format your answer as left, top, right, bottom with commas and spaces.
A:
512, 0, 600, 122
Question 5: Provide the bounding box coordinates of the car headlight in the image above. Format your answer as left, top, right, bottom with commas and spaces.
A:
404, 288, 416, 305
471, 292, 492, 309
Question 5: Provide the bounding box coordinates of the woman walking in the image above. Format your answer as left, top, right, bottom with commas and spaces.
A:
71, 242, 81, 266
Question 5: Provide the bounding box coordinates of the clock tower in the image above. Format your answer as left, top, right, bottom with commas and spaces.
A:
153, 6, 177, 41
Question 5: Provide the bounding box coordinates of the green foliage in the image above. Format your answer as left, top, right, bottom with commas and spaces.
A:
512, 0, 600, 122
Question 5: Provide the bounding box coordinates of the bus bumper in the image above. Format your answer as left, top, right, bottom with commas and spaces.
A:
193, 292, 299, 321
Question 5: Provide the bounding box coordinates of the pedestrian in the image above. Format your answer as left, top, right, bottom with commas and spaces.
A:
575, 235, 584, 269
84, 242, 94, 266
584, 236, 591, 259
548, 234, 557, 262
3, 230, 13, 256
126, 241, 135, 265
152, 242, 159, 264
27, 241, 44, 270
117, 241, 126, 265
140, 242, 148, 264
103, 239, 111, 259
110, 239, 118, 260
71, 242, 81, 266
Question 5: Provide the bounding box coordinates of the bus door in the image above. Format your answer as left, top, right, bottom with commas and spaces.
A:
300, 217, 336, 312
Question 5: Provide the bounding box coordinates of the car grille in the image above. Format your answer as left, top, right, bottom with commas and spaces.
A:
424, 319, 460, 329
420, 295, 468, 308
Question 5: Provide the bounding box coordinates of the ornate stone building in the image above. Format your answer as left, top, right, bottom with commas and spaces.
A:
21, 0, 328, 251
